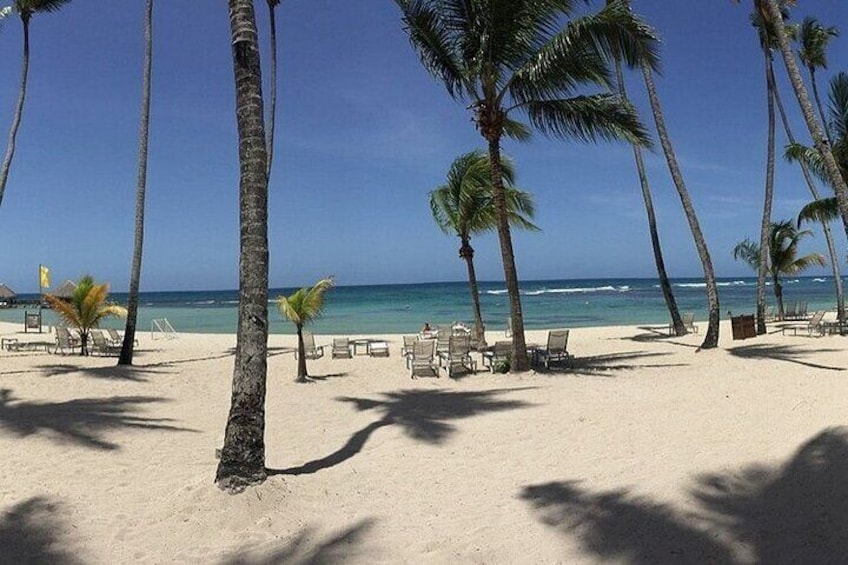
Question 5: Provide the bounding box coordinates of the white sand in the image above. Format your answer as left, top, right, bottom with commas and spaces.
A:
2, 319, 847, 563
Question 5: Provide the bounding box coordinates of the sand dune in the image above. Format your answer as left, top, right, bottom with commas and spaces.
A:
2, 320, 847, 563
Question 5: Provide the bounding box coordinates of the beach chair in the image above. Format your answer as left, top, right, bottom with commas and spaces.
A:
106, 327, 138, 346
681, 312, 699, 334
90, 329, 121, 356
436, 325, 451, 356
51, 327, 79, 355
368, 340, 389, 357
409, 339, 438, 378
438, 333, 476, 378
536, 330, 571, 370
783, 301, 798, 320
482, 340, 512, 373
797, 301, 809, 319
295, 331, 324, 360
505, 317, 513, 338
781, 310, 827, 337
331, 337, 352, 358
763, 305, 776, 323
401, 335, 418, 366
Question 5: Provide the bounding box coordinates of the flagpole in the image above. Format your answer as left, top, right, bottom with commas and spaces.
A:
38, 264, 43, 333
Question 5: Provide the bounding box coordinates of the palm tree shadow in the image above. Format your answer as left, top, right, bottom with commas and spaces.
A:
0, 497, 83, 565
727, 343, 845, 371
221, 518, 375, 564
34, 363, 171, 382
557, 351, 686, 377
0, 389, 198, 450
619, 326, 700, 349
268, 388, 534, 476
521, 426, 848, 564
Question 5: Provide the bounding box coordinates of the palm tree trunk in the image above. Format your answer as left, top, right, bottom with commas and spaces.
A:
485, 136, 530, 371
119, 0, 153, 366
0, 15, 30, 207
460, 237, 487, 350
773, 64, 846, 322
809, 68, 833, 146
265, 0, 277, 180
613, 56, 683, 335
295, 324, 308, 382
641, 65, 720, 348
756, 48, 776, 335
216, 0, 270, 494
773, 275, 784, 319
763, 0, 848, 243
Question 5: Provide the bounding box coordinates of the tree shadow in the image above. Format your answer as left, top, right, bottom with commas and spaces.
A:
617, 326, 700, 349
306, 372, 349, 382
0, 497, 82, 565
0, 389, 197, 450
33, 363, 171, 382
269, 388, 533, 476
221, 518, 375, 564
553, 351, 686, 378
521, 426, 848, 564
727, 343, 846, 371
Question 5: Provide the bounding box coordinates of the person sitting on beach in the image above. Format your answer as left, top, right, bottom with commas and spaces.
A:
422, 322, 431, 333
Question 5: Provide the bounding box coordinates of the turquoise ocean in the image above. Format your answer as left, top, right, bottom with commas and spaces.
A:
0, 276, 841, 335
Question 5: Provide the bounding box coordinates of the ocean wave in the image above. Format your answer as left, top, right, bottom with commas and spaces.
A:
676, 281, 747, 288
812, 278, 827, 283
485, 289, 509, 295
191, 300, 216, 305
524, 285, 630, 295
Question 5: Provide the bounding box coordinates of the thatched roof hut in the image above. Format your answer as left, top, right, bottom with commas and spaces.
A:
53, 280, 77, 300
0, 283, 16, 304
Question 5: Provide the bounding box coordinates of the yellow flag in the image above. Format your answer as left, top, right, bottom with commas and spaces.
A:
39, 265, 50, 288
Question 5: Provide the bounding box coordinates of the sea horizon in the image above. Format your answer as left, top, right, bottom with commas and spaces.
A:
0, 275, 840, 336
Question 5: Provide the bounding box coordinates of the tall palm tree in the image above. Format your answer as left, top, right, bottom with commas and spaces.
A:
0, 0, 72, 208
733, 220, 826, 319
43, 275, 127, 356
265, 0, 280, 179
776, 73, 844, 322
119, 0, 153, 366
607, 4, 683, 335
216, 0, 271, 494
761, 0, 848, 243
630, 10, 719, 348
430, 151, 539, 350
277, 278, 334, 383
396, 0, 658, 370
797, 16, 839, 143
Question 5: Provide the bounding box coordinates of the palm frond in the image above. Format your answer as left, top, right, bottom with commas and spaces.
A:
827, 72, 848, 144
526, 94, 652, 147
798, 16, 839, 70
502, 117, 532, 141
277, 278, 334, 328
16, 0, 72, 15
784, 142, 829, 185
732, 239, 762, 272
798, 197, 838, 226
783, 253, 827, 274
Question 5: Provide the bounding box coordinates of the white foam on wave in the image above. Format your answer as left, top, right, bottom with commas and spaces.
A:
486, 289, 509, 295
524, 285, 630, 295
813, 278, 827, 283
676, 281, 747, 288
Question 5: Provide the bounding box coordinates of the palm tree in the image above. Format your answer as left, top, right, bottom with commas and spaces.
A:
607, 4, 683, 335
733, 221, 826, 319
216, 0, 271, 494
43, 275, 127, 356
396, 0, 658, 370
277, 278, 334, 383
265, 0, 280, 179
430, 151, 539, 350
761, 0, 848, 243
0, 0, 72, 208
631, 7, 720, 348
797, 17, 839, 143
119, 0, 153, 366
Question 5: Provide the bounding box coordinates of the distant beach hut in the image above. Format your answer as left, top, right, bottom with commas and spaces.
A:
53, 279, 77, 300
0, 283, 16, 307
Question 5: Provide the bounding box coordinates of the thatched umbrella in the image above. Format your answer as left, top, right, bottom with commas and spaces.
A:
0, 283, 16, 305
53, 280, 77, 300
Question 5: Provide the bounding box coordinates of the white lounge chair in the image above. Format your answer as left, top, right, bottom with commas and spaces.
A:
536, 330, 571, 370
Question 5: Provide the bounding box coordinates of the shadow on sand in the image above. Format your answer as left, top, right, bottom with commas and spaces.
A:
548, 351, 686, 378
269, 388, 533, 476
221, 519, 375, 565
0, 497, 82, 565
0, 389, 197, 450
521, 426, 848, 564
727, 343, 845, 372
617, 326, 700, 349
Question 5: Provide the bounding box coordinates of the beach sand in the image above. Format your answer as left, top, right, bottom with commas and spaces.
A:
2, 319, 847, 563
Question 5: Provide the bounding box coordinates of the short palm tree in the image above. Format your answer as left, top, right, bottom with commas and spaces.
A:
430, 151, 538, 350
396, 0, 658, 370
0, 0, 72, 208
43, 275, 127, 356
798, 16, 839, 141
733, 221, 826, 320
277, 278, 334, 383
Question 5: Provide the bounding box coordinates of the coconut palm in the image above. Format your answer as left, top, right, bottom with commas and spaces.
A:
0, 0, 72, 208
430, 151, 538, 350
733, 221, 826, 320
396, 0, 658, 370
43, 275, 127, 356
797, 16, 839, 142
216, 0, 271, 494
119, 0, 153, 366
760, 0, 848, 242
628, 1, 720, 348
265, 0, 280, 179
277, 278, 334, 383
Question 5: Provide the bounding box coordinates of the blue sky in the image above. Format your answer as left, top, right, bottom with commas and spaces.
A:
0, 1, 847, 293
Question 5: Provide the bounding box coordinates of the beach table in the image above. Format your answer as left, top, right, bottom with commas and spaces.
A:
1, 337, 19, 351
352, 339, 371, 355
